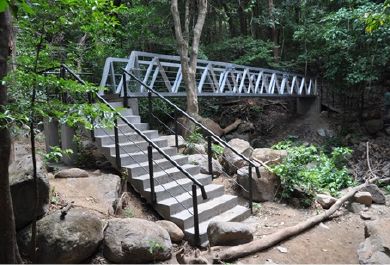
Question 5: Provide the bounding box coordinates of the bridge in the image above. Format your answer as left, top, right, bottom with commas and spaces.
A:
99, 51, 317, 98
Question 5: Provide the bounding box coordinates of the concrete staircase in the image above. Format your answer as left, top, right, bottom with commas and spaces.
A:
94, 102, 250, 245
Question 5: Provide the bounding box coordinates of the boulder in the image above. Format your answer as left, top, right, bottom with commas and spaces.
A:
347, 202, 367, 214
364, 119, 384, 134
103, 218, 172, 263
9, 155, 50, 230
156, 220, 184, 243
50, 172, 121, 214
207, 221, 254, 246
251, 148, 287, 166
188, 154, 224, 177
160, 135, 185, 147
17, 208, 104, 263
237, 166, 280, 202
357, 218, 390, 264
316, 194, 337, 209
222, 138, 253, 174
184, 143, 207, 155
361, 184, 386, 204
55, 168, 89, 178
354, 191, 373, 206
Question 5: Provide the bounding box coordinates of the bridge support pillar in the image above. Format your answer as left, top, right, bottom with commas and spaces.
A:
43, 119, 60, 152
125, 98, 139, 115
296, 97, 320, 115
60, 124, 78, 166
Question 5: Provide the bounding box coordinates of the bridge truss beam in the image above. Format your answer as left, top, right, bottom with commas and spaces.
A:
99, 51, 317, 97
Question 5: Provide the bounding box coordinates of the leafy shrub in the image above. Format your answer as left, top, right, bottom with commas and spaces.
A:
211, 143, 224, 159
271, 140, 355, 205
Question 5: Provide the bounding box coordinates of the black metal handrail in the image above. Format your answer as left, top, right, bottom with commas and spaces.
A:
123, 69, 260, 212
60, 64, 208, 200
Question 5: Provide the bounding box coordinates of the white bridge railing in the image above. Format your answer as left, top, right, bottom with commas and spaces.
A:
99, 51, 317, 97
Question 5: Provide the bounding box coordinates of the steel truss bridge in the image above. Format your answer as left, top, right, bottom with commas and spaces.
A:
99, 51, 317, 98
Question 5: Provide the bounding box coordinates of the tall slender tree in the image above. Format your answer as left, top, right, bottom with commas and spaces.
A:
171, 0, 207, 115
0, 7, 20, 263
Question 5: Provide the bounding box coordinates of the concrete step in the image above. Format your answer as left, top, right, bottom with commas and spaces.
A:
132, 164, 200, 190
118, 115, 141, 124
185, 205, 251, 246
170, 194, 239, 229
95, 130, 158, 146
125, 155, 189, 178
94, 123, 148, 137
101, 137, 169, 155
116, 146, 177, 165
108, 101, 128, 108
156, 184, 225, 217
142, 173, 212, 202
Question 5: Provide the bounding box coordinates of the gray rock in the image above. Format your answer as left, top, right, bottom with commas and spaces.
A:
51, 172, 121, 214
348, 202, 367, 214
188, 154, 224, 177
222, 138, 253, 175
316, 194, 337, 209
156, 220, 184, 243
17, 208, 104, 263
357, 218, 390, 264
361, 184, 386, 204
9, 155, 50, 230
354, 192, 373, 206
364, 119, 384, 134
251, 148, 287, 166
385, 127, 390, 136
103, 218, 172, 263
184, 143, 207, 155
55, 168, 89, 178
237, 166, 280, 202
317, 128, 326, 137
207, 221, 254, 246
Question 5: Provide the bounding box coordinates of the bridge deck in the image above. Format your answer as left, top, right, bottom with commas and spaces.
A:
99, 51, 317, 98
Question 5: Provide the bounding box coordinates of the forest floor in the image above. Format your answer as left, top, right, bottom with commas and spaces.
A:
15, 98, 390, 264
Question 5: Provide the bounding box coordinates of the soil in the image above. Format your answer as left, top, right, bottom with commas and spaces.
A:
238, 200, 390, 264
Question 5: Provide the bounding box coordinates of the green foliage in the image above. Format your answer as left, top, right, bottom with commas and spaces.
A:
148, 240, 165, 255
271, 141, 355, 205
384, 185, 390, 195
211, 143, 224, 159
3, 70, 115, 132
294, 0, 390, 88
42, 146, 73, 163
123, 207, 134, 218
205, 36, 274, 66
187, 129, 204, 144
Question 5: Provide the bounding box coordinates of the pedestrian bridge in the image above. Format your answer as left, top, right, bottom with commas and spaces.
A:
99, 51, 317, 98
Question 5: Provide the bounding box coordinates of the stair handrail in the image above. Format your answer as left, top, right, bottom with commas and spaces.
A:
60, 64, 208, 200
123, 69, 261, 171
123, 69, 260, 212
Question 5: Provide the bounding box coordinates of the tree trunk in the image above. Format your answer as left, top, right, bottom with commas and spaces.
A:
268, 0, 279, 61
171, 0, 207, 116
238, 1, 248, 36
0, 10, 19, 264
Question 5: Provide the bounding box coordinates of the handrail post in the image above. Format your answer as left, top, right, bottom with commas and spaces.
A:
88, 91, 95, 142
207, 136, 213, 179
248, 164, 253, 214
148, 90, 153, 125
192, 184, 200, 246
174, 110, 179, 149
122, 72, 129, 108
148, 144, 156, 204
114, 117, 121, 168
60, 66, 67, 103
